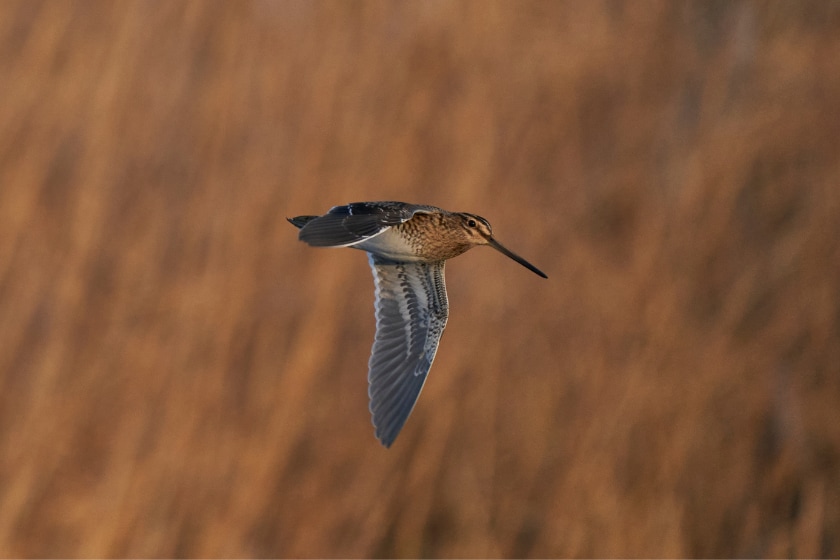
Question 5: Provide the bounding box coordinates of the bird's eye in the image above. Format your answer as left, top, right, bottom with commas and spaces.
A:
468, 219, 477, 228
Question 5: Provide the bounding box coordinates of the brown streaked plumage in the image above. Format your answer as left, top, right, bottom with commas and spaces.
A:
288, 201, 546, 447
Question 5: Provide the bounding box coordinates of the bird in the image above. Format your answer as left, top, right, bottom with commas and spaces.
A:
287, 201, 546, 447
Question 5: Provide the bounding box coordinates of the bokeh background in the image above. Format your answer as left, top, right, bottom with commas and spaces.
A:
1, 1, 839, 557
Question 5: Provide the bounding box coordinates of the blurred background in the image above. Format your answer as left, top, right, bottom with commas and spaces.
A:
1, 1, 839, 557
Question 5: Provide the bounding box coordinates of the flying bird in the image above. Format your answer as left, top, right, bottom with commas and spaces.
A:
288, 201, 546, 447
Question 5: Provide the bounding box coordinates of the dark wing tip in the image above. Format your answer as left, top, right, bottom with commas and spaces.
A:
370, 383, 421, 449
287, 215, 317, 229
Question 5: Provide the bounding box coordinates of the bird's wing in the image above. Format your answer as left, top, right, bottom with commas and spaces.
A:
366, 254, 449, 447
296, 202, 432, 247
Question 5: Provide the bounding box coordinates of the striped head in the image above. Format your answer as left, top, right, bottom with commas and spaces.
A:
453, 213, 494, 244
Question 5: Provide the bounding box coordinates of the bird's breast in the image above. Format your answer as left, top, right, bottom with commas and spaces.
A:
354, 222, 472, 262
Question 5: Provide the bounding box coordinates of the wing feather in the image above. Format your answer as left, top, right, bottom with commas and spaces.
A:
297, 202, 431, 247
366, 254, 449, 447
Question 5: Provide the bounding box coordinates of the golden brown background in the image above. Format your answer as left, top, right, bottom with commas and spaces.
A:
1, 1, 839, 557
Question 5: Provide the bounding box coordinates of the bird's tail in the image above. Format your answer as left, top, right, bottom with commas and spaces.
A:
287, 215, 317, 229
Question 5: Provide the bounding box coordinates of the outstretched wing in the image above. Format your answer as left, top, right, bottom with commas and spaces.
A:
367, 254, 449, 447
295, 202, 432, 247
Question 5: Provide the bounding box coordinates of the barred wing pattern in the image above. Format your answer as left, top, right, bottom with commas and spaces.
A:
367, 254, 449, 447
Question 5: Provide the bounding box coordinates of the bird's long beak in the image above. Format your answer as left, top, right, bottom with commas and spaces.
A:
488, 238, 547, 278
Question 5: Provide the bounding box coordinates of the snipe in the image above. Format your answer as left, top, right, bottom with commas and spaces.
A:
288, 201, 546, 447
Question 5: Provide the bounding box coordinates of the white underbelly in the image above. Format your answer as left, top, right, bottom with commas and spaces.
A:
352, 229, 424, 261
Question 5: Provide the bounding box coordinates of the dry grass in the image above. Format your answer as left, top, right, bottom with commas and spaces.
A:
1, 1, 839, 557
